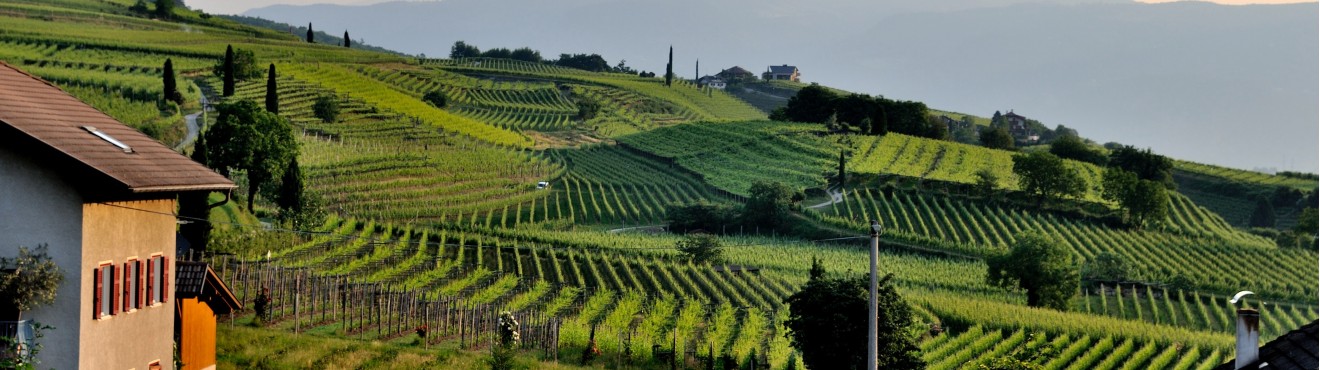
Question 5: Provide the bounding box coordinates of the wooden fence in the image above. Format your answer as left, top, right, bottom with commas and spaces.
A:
202, 254, 561, 355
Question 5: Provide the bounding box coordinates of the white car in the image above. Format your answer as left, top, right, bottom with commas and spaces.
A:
536, 181, 549, 189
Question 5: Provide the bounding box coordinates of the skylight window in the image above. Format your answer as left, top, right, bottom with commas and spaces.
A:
82, 126, 132, 153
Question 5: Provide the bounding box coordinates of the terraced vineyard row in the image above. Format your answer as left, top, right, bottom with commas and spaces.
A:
817, 187, 1316, 302
618, 121, 840, 195
542, 145, 727, 224
425, 57, 767, 123
219, 216, 807, 369
1078, 284, 1317, 341
231, 76, 559, 224
846, 133, 1106, 202
281, 63, 531, 146
918, 325, 1225, 370
1175, 160, 1316, 191
353, 65, 582, 131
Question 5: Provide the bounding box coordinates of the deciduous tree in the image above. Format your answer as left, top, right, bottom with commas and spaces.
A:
1012, 151, 1085, 204
1249, 196, 1276, 228
742, 181, 804, 232
676, 233, 722, 264
312, 95, 339, 123
986, 231, 1079, 310
980, 126, 1015, 150
203, 100, 299, 211
784, 268, 924, 370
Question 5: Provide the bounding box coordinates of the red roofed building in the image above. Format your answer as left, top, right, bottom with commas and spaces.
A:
0, 61, 234, 369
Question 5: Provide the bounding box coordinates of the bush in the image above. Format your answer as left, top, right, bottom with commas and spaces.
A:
311, 95, 339, 123
676, 233, 722, 264
422, 90, 447, 109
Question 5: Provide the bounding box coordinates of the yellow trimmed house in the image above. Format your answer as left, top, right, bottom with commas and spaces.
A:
0, 61, 235, 369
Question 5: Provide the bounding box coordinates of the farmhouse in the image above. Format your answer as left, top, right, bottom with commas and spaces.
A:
697, 75, 727, 89
716, 66, 756, 83
762, 65, 800, 82
1002, 110, 1040, 142
0, 62, 235, 369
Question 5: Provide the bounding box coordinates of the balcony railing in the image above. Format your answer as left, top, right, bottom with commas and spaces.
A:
0, 320, 34, 359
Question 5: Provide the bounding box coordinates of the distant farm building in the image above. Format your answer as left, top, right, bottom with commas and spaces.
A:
763, 65, 800, 82
697, 76, 728, 89
1002, 110, 1040, 143
716, 66, 757, 83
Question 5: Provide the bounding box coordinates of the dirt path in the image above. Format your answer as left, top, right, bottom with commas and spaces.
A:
806, 186, 845, 209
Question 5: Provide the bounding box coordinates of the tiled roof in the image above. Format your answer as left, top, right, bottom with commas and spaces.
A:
1216, 320, 1318, 370
719, 66, 754, 77
0, 62, 233, 195
768, 65, 798, 74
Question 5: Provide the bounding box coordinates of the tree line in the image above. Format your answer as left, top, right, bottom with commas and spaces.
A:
448, 41, 654, 76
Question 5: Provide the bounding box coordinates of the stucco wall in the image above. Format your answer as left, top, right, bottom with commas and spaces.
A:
0, 144, 84, 370
81, 199, 178, 370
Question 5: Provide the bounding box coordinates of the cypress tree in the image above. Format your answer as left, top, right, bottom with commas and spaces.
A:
838, 151, 847, 185
665, 45, 675, 87
162, 58, 181, 104
222, 45, 235, 96
265, 64, 278, 114
306, 23, 314, 43
695, 59, 699, 80
343, 30, 351, 48
276, 157, 304, 220
191, 131, 209, 166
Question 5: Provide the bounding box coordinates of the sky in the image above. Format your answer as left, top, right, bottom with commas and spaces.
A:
187, 0, 1319, 172
186, 0, 1318, 15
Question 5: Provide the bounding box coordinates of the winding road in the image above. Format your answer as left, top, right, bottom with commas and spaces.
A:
173, 94, 209, 152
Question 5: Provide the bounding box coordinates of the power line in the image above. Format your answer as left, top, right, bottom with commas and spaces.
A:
99, 201, 869, 253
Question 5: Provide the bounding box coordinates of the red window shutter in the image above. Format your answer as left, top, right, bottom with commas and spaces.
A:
122, 262, 130, 312
136, 260, 144, 309
93, 267, 102, 319
146, 259, 154, 305
162, 257, 169, 301
109, 265, 117, 316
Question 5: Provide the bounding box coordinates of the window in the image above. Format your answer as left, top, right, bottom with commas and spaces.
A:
93, 263, 116, 319
147, 255, 168, 305
123, 260, 140, 311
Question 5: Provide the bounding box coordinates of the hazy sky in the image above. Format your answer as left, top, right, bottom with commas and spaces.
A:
187, 0, 1317, 15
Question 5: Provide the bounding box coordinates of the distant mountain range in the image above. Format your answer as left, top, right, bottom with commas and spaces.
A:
246, 0, 1318, 173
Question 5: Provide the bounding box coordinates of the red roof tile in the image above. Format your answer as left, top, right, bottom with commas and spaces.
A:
0, 62, 233, 195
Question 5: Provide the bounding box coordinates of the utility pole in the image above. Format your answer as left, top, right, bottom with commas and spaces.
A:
868, 219, 882, 370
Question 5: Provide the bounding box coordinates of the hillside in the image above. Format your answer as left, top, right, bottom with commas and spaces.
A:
1, 1, 1315, 369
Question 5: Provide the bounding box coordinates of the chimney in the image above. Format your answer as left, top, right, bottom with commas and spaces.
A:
1234, 308, 1260, 369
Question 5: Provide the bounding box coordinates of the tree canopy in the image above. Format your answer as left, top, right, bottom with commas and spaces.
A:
742, 181, 804, 232
1101, 168, 1169, 228
1107, 145, 1174, 189
986, 231, 1079, 310
980, 126, 1015, 151
203, 100, 299, 211
675, 233, 722, 264
1012, 151, 1085, 204
1049, 134, 1106, 165
0, 245, 64, 315
784, 267, 924, 370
